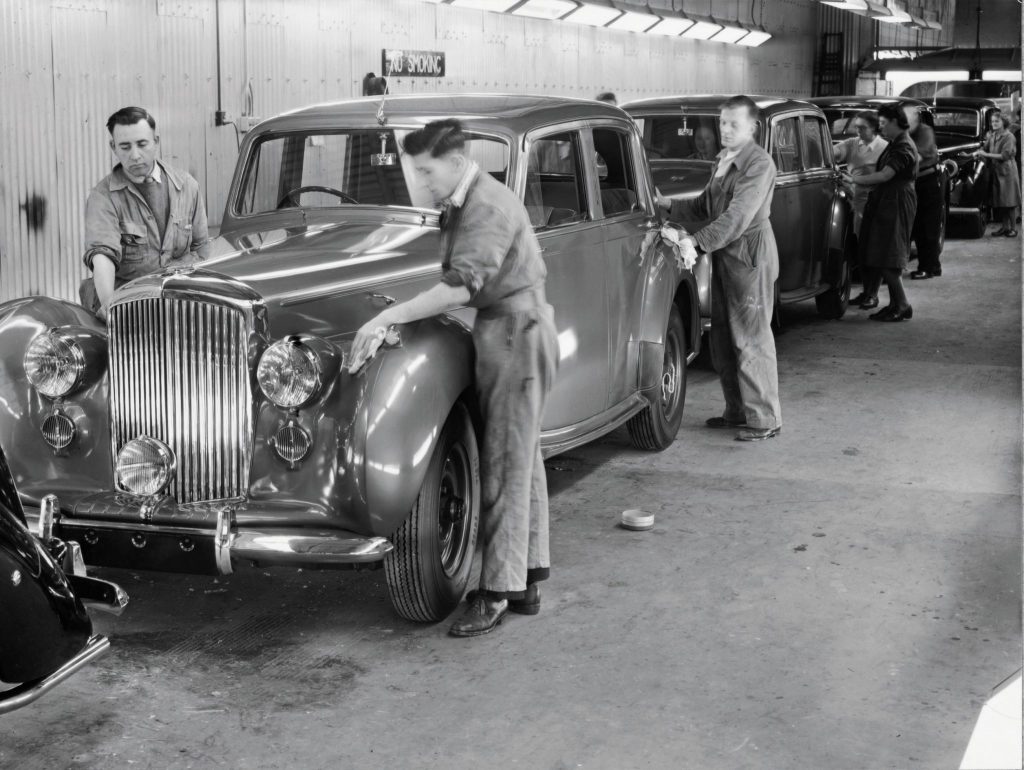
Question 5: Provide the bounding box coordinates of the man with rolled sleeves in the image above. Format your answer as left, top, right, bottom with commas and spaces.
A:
349, 119, 558, 637
656, 95, 781, 442
81, 106, 209, 321
904, 105, 943, 280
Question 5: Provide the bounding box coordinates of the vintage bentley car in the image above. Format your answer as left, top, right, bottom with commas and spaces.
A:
0, 444, 127, 713
623, 95, 854, 321
0, 95, 703, 622
811, 95, 992, 239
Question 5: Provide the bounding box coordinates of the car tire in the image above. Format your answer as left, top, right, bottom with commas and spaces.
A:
962, 209, 986, 239
627, 305, 686, 452
385, 401, 480, 622
815, 249, 851, 320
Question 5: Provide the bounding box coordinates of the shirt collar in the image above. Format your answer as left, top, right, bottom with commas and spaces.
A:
860, 135, 883, 150
715, 139, 755, 169
444, 161, 480, 209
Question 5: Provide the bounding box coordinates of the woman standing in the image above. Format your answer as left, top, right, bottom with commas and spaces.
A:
975, 111, 1021, 237
844, 103, 918, 322
835, 110, 889, 309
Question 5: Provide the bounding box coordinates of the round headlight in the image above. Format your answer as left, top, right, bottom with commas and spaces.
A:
24, 331, 85, 398
257, 339, 321, 409
273, 421, 312, 465
41, 410, 76, 451
116, 437, 175, 497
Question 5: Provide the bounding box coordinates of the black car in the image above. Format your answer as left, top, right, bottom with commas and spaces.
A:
810, 95, 990, 239
0, 445, 127, 713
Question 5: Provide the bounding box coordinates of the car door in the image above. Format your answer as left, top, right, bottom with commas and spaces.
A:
521, 126, 610, 430
591, 122, 650, 406
767, 114, 808, 294
799, 113, 837, 290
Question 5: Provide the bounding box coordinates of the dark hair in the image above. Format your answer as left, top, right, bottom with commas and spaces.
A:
877, 103, 909, 129
402, 118, 467, 157
854, 110, 879, 132
720, 95, 760, 121
106, 106, 156, 135
596, 91, 617, 104
362, 72, 377, 95
990, 110, 1007, 127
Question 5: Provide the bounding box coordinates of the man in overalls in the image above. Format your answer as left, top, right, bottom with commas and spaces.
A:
349, 119, 558, 637
656, 95, 782, 441
81, 107, 209, 321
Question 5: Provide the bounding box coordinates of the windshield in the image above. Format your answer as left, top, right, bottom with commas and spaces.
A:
634, 114, 722, 162
931, 109, 980, 135
235, 129, 511, 215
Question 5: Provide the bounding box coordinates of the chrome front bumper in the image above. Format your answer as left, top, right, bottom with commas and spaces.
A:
0, 635, 110, 716
25, 496, 394, 576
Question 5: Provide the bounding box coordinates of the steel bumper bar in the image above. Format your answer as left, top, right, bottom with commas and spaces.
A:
0, 635, 110, 715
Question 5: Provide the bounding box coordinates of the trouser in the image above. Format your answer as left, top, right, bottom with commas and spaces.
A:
912, 173, 943, 273
474, 300, 558, 597
710, 252, 782, 431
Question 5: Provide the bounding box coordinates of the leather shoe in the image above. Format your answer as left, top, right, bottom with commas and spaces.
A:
735, 426, 781, 442
869, 306, 895, 320
993, 227, 1009, 236
879, 305, 913, 322
909, 270, 932, 280
858, 296, 879, 309
1006, 230, 1018, 238
850, 292, 870, 305
466, 584, 541, 615
449, 595, 508, 637
706, 416, 747, 429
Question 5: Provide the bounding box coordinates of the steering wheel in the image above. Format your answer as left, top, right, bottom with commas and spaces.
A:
277, 185, 358, 208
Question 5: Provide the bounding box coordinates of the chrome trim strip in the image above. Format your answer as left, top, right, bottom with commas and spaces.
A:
0, 636, 110, 716
541, 394, 647, 458
230, 530, 393, 566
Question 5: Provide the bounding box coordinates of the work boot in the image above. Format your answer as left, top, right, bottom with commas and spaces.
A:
449, 595, 508, 638
466, 584, 541, 615
735, 426, 781, 442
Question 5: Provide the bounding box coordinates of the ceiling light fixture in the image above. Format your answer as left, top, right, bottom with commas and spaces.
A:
682, 19, 723, 40
737, 27, 772, 47
820, 0, 868, 10
606, 10, 661, 33
562, 3, 622, 26
510, 0, 578, 19
448, 0, 519, 11
710, 24, 749, 44
646, 17, 695, 36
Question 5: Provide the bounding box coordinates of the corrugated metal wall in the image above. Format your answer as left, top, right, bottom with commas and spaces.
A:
0, 0, 818, 303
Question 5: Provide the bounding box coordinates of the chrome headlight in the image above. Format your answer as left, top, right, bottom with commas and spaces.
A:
24, 330, 86, 398
257, 336, 340, 409
116, 437, 175, 497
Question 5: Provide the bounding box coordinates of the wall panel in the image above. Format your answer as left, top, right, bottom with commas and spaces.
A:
1, 0, 819, 303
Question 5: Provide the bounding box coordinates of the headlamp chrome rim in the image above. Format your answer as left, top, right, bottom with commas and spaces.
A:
257, 337, 325, 409
24, 330, 87, 399
115, 436, 176, 498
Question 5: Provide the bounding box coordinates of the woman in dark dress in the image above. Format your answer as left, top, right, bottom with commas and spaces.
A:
844, 103, 919, 322
975, 111, 1021, 237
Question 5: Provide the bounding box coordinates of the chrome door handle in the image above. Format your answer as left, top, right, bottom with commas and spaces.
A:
368, 293, 397, 305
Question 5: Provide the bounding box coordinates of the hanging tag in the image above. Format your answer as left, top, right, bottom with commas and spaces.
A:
677, 116, 693, 137
371, 131, 397, 166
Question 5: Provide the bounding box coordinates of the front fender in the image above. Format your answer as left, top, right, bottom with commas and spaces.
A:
637, 238, 699, 354
0, 298, 112, 506
825, 193, 853, 286
358, 316, 475, 537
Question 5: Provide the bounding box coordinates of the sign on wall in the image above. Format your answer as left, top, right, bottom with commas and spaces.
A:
382, 49, 446, 78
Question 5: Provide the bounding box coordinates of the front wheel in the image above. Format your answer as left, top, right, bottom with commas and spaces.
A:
627, 305, 687, 451
385, 402, 480, 622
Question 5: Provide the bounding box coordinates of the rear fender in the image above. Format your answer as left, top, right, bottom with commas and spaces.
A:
825, 195, 852, 286
0, 298, 112, 506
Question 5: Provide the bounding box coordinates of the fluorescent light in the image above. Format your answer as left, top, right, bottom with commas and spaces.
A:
820, 0, 867, 9
878, 7, 912, 23
647, 17, 695, 36
562, 4, 621, 25
607, 10, 661, 32
682, 20, 722, 39
511, 0, 577, 19
449, 0, 519, 11
854, 1, 890, 19
710, 25, 749, 44
737, 28, 772, 46
984, 70, 1022, 81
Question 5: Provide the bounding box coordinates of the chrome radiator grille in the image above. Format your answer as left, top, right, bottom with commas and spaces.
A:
109, 298, 253, 504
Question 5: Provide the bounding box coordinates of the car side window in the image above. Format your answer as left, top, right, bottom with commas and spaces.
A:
524, 131, 588, 230
770, 116, 802, 174
801, 116, 827, 170
591, 127, 640, 218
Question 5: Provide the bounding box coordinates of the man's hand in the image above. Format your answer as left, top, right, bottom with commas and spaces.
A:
348, 313, 392, 374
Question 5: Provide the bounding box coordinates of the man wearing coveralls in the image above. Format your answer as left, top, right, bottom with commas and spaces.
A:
81, 106, 209, 322
349, 119, 558, 638
656, 95, 782, 441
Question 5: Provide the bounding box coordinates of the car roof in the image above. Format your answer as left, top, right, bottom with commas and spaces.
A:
621, 94, 810, 114
257, 93, 630, 134
929, 96, 1000, 108
808, 95, 928, 109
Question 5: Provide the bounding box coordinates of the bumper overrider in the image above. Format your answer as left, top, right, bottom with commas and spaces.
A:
25, 493, 393, 576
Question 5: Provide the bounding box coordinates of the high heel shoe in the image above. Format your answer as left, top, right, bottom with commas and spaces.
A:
869, 306, 895, 320
879, 305, 913, 322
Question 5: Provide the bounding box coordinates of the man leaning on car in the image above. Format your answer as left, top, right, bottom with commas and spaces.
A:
80, 106, 209, 322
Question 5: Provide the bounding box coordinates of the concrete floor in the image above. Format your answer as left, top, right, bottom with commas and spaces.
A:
2, 235, 1020, 770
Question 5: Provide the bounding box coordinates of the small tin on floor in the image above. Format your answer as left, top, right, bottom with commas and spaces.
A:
620, 509, 655, 531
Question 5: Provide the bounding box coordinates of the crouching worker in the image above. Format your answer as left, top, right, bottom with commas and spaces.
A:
348, 119, 558, 638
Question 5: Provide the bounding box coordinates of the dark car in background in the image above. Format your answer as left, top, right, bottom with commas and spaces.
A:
623, 95, 854, 321
811, 95, 991, 239
0, 445, 126, 714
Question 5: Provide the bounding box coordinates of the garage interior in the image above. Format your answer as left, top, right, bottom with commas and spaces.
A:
0, 1, 1021, 768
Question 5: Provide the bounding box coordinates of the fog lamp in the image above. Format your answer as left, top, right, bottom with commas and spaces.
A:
273, 422, 312, 465
258, 339, 321, 409
116, 437, 175, 497
24, 331, 86, 398
41, 410, 75, 451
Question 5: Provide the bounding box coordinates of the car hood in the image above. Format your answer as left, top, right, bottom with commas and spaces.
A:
201, 209, 443, 337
